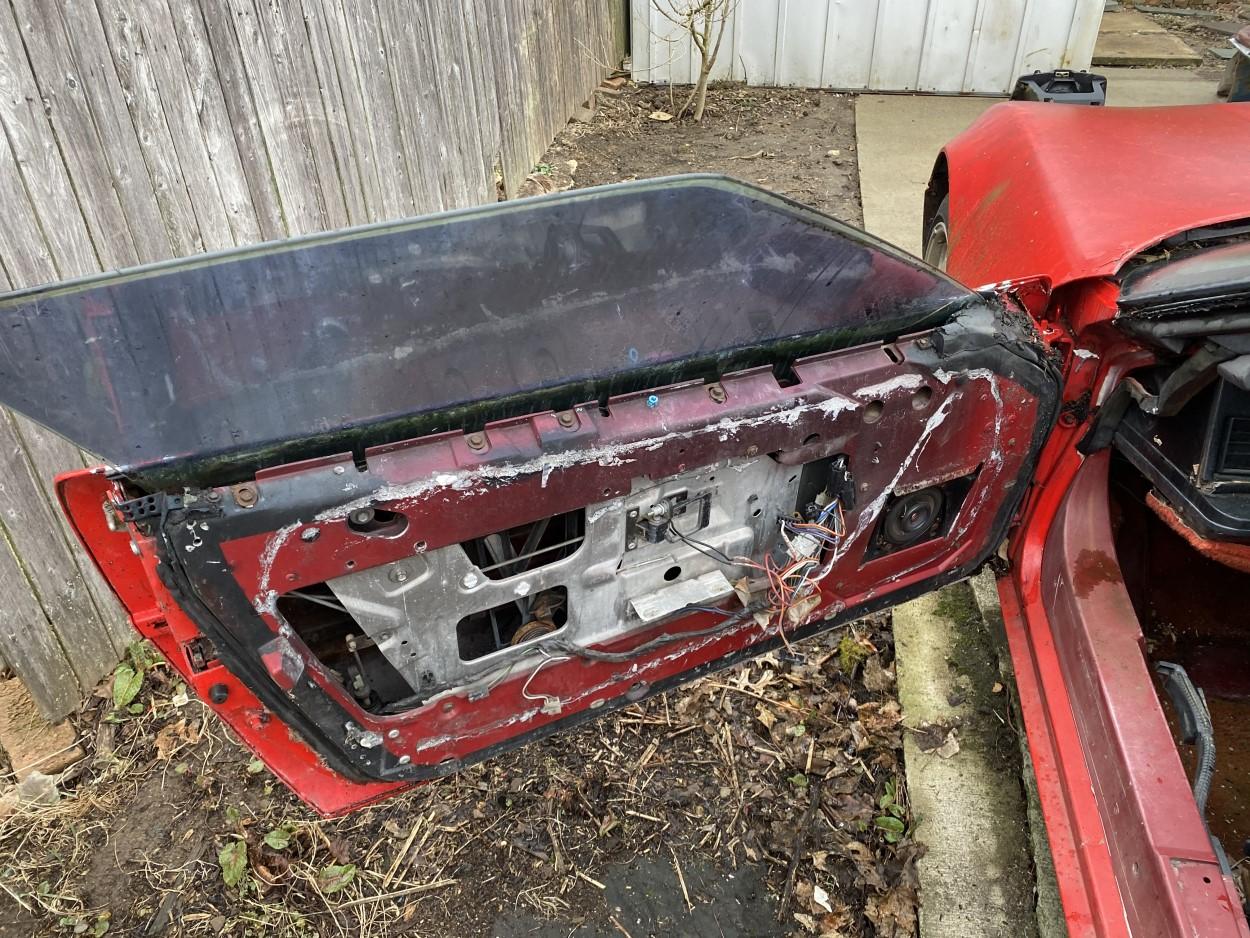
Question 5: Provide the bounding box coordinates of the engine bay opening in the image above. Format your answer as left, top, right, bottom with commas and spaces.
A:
456, 586, 569, 661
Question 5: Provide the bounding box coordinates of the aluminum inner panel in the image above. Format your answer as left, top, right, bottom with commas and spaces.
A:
326, 455, 800, 696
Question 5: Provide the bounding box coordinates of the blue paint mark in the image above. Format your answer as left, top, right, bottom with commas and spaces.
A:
628, 347, 639, 363
646, 394, 660, 409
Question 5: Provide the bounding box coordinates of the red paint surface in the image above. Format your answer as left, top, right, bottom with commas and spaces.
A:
934, 151, 1250, 932
1002, 450, 1249, 937
217, 339, 1043, 790
57, 334, 1049, 814
940, 103, 1250, 289
56, 470, 409, 816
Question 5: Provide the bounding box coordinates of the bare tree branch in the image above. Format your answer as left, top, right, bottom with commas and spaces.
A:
652, 0, 736, 122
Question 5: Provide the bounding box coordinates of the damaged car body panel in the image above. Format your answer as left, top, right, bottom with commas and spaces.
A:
931, 104, 1250, 938
16, 176, 1061, 815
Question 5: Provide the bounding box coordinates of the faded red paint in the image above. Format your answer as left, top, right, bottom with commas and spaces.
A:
56, 470, 409, 816
933, 109, 1250, 934
938, 103, 1250, 290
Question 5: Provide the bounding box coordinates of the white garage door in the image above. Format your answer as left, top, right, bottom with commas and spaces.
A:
631, 0, 1104, 94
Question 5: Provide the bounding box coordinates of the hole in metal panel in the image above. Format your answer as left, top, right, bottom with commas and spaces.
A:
460, 509, 585, 581
455, 586, 568, 661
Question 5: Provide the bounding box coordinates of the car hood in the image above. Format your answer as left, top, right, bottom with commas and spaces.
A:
943, 102, 1250, 291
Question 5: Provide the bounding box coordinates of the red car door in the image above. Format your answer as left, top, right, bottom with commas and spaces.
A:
0, 175, 1060, 815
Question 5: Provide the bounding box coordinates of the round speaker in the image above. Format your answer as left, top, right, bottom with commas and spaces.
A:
881, 488, 943, 547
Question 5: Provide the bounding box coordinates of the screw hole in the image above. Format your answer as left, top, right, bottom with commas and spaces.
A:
911, 386, 933, 410
345, 559, 356, 569
863, 400, 885, 424
663, 565, 682, 581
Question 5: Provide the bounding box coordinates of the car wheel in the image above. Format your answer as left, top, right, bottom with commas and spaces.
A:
923, 196, 950, 272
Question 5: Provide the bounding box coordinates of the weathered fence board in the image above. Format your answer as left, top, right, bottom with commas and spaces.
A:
0, 0, 621, 719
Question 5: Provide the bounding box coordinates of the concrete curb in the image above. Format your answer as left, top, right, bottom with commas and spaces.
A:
893, 583, 1039, 938
969, 570, 1067, 938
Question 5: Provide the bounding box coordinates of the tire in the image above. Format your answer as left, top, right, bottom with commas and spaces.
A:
922, 195, 950, 272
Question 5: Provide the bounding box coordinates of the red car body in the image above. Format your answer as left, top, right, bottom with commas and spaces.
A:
931, 102, 1250, 937
4, 99, 1247, 938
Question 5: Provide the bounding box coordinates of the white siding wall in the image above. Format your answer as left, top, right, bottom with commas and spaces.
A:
633, 0, 1103, 94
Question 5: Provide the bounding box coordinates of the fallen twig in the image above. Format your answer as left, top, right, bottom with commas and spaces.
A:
778, 778, 823, 922
331, 878, 457, 911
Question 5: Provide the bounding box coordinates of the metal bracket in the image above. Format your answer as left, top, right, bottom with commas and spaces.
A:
115, 492, 184, 523
625, 488, 713, 551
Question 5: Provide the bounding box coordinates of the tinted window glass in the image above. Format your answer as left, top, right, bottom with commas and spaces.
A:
0, 175, 972, 476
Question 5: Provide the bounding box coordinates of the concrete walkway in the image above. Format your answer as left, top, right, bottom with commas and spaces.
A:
856, 67, 1223, 254
1094, 10, 1202, 67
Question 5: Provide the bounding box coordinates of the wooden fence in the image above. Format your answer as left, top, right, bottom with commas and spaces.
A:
0, 0, 619, 719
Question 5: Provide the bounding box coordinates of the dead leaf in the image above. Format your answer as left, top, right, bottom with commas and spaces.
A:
862, 656, 894, 692
153, 719, 200, 760
843, 841, 886, 889
865, 884, 918, 938
934, 730, 960, 759
793, 911, 818, 932
812, 883, 833, 913
756, 704, 778, 732
648, 110, 673, 122
857, 700, 902, 735
912, 720, 961, 758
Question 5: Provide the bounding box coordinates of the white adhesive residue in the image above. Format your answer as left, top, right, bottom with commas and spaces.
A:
252, 390, 863, 615
253, 521, 301, 614
933, 366, 997, 386
1072, 348, 1099, 360
311, 395, 864, 529
834, 392, 959, 563
853, 373, 925, 398
587, 500, 623, 524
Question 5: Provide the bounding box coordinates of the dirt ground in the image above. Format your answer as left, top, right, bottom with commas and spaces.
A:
518, 84, 862, 228
0, 87, 913, 938
0, 618, 914, 938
